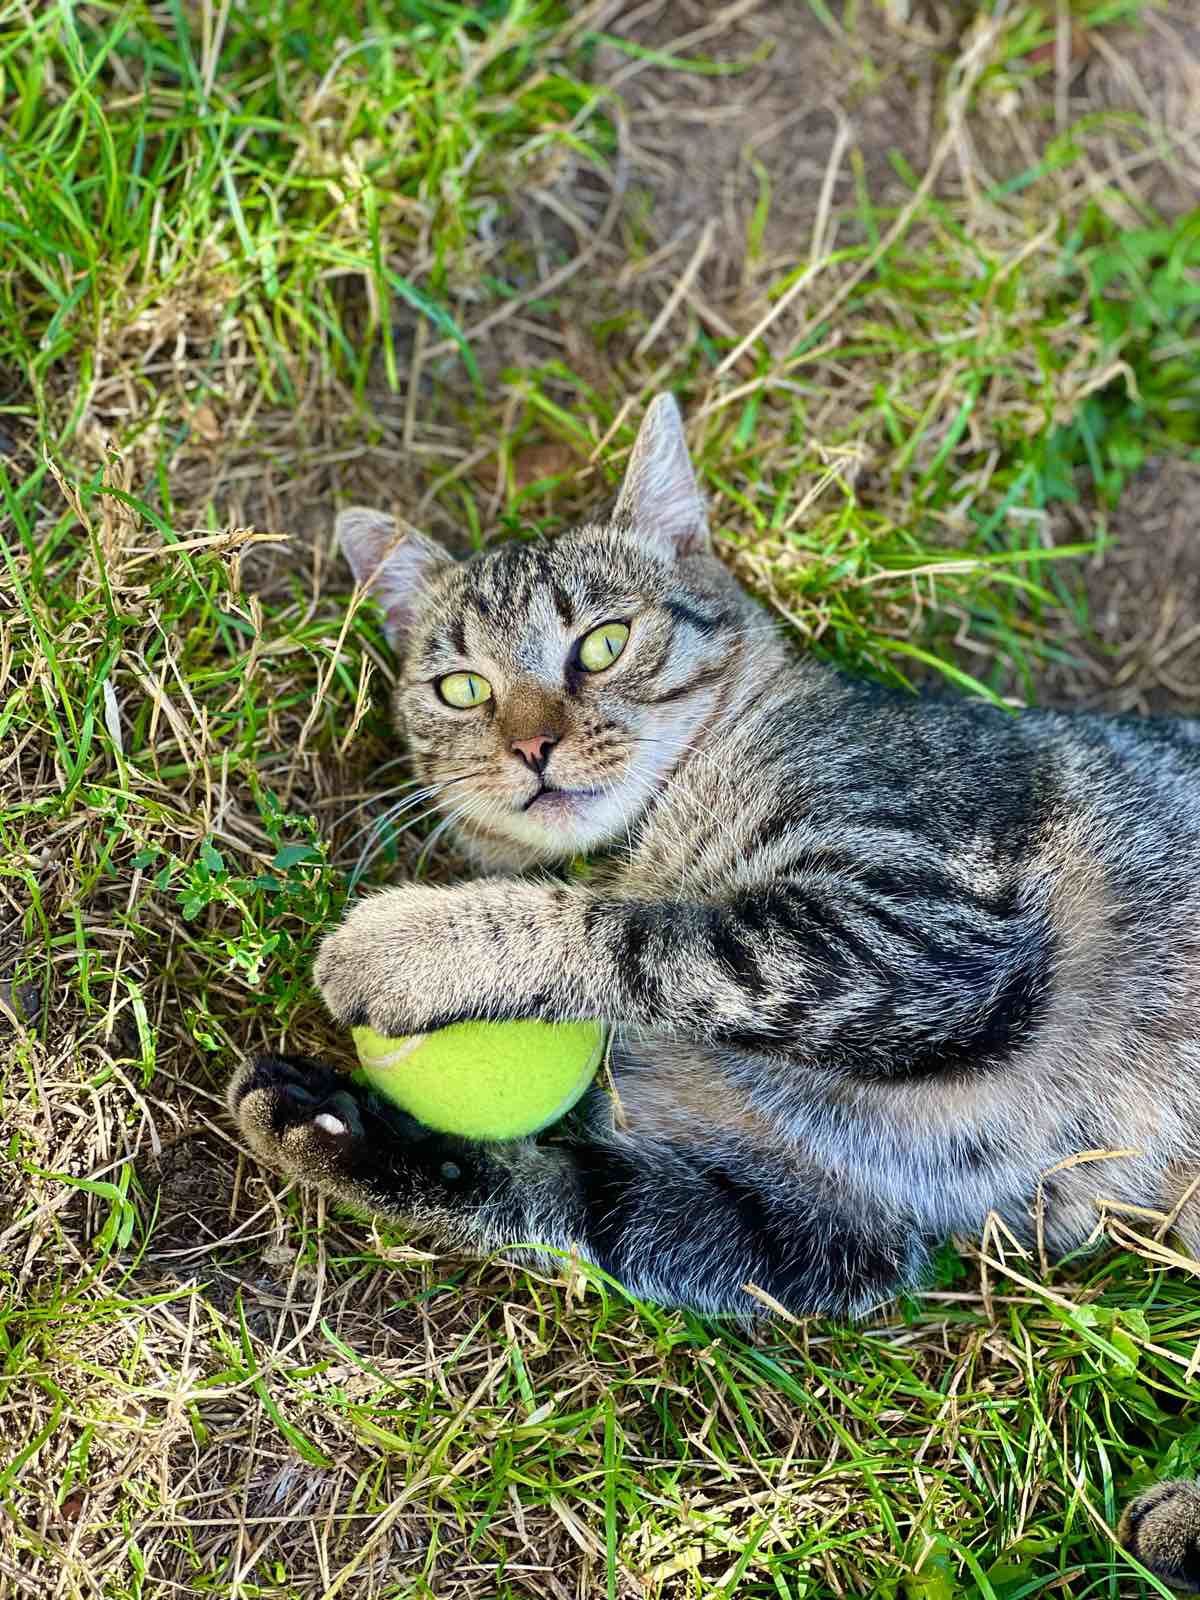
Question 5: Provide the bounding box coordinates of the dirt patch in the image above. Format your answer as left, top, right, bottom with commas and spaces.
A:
585, 0, 1200, 316
140, 1131, 246, 1257
591, 0, 944, 292
1072, 3, 1200, 218
1042, 457, 1200, 716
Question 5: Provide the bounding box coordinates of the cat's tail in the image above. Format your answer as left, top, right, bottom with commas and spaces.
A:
1120, 1479, 1200, 1591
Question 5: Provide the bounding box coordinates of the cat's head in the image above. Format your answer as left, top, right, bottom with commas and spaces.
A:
338, 395, 754, 863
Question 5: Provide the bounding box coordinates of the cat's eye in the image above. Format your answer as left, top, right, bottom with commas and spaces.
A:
437, 671, 492, 709
577, 621, 630, 673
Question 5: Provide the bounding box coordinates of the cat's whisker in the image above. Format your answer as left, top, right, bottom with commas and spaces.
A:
347, 765, 499, 886
622, 739, 742, 858
340, 785, 448, 859
624, 738, 732, 835
370, 752, 417, 778
415, 797, 480, 873
340, 768, 489, 861
334, 776, 435, 832
350, 800, 453, 885
347, 794, 457, 886
628, 733, 733, 787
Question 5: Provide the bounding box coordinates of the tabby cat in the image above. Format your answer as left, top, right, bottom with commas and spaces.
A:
230, 396, 1200, 1588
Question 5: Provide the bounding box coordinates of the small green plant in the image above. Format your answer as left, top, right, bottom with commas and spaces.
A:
1044, 213, 1200, 505
133, 800, 335, 991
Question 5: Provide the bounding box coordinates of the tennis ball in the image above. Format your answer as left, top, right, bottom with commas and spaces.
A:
351, 1018, 606, 1141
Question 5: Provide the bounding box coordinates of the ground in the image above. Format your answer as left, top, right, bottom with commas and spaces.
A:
4, 2, 1200, 1596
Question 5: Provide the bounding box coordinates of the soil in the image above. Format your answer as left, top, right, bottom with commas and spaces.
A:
1042, 458, 1200, 716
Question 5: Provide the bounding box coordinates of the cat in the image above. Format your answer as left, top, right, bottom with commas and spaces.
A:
230, 394, 1200, 1589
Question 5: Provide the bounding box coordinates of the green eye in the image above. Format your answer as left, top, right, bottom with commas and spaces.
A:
577, 621, 630, 673
437, 671, 492, 708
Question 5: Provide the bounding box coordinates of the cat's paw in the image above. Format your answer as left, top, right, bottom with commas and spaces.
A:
228, 1053, 475, 1220
313, 885, 475, 1036
229, 1054, 374, 1177
1119, 1478, 1200, 1592
230, 1052, 432, 1184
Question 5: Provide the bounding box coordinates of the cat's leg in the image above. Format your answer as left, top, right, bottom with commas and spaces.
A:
229, 1055, 930, 1318
313, 875, 1051, 1079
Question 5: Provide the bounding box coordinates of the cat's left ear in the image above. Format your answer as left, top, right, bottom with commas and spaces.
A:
336, 507, 450, 648
612, 393, 710, 560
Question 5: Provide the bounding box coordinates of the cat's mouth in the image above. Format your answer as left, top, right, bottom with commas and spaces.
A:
520, 782, 598, 813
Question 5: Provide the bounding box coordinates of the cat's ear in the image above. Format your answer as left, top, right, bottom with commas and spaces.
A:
612, 393, 710, 560
335, 508, 450, 647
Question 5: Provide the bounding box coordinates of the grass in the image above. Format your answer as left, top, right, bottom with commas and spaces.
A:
3, 0, 1200, 1594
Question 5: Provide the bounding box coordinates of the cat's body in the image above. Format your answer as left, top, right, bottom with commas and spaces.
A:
231, 395, 1200, 1585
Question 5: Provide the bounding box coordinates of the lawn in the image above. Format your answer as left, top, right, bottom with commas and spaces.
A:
4, 1, 1200, 1595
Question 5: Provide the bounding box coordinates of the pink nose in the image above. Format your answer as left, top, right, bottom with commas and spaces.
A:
511, 733, 556, 773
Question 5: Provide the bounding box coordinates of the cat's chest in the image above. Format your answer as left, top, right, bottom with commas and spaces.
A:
618, 748, 796, 895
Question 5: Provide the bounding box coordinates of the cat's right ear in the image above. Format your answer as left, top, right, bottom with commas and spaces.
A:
335, 508, 450, 648
612, 393, 710, 560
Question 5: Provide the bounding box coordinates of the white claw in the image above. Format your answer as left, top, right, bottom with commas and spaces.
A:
314, 1112, 347, 1136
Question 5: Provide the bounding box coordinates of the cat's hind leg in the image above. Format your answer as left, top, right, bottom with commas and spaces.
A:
229, 1054, 480, 1226
229, 1056, 930, 1319
1119, 1479, 1200, 1592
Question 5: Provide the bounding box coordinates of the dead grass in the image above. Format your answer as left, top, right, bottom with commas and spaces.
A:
3, 1, 1200, 1596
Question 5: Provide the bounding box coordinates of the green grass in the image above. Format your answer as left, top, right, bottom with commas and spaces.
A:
4, 1, 1200, 1595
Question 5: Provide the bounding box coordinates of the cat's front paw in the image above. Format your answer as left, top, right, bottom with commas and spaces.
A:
314, 885, 477, 1036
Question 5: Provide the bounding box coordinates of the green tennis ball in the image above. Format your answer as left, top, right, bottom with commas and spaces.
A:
351, 1018, 606, 1141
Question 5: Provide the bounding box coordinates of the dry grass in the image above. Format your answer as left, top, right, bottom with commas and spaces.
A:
4, 1, 1200, 1595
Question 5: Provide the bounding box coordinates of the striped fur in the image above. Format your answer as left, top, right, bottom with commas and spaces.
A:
1119, 1479, 1200, 1591
233, 395, 1200, 1348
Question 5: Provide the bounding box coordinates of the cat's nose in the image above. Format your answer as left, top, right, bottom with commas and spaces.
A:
511, 733, 557, 775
